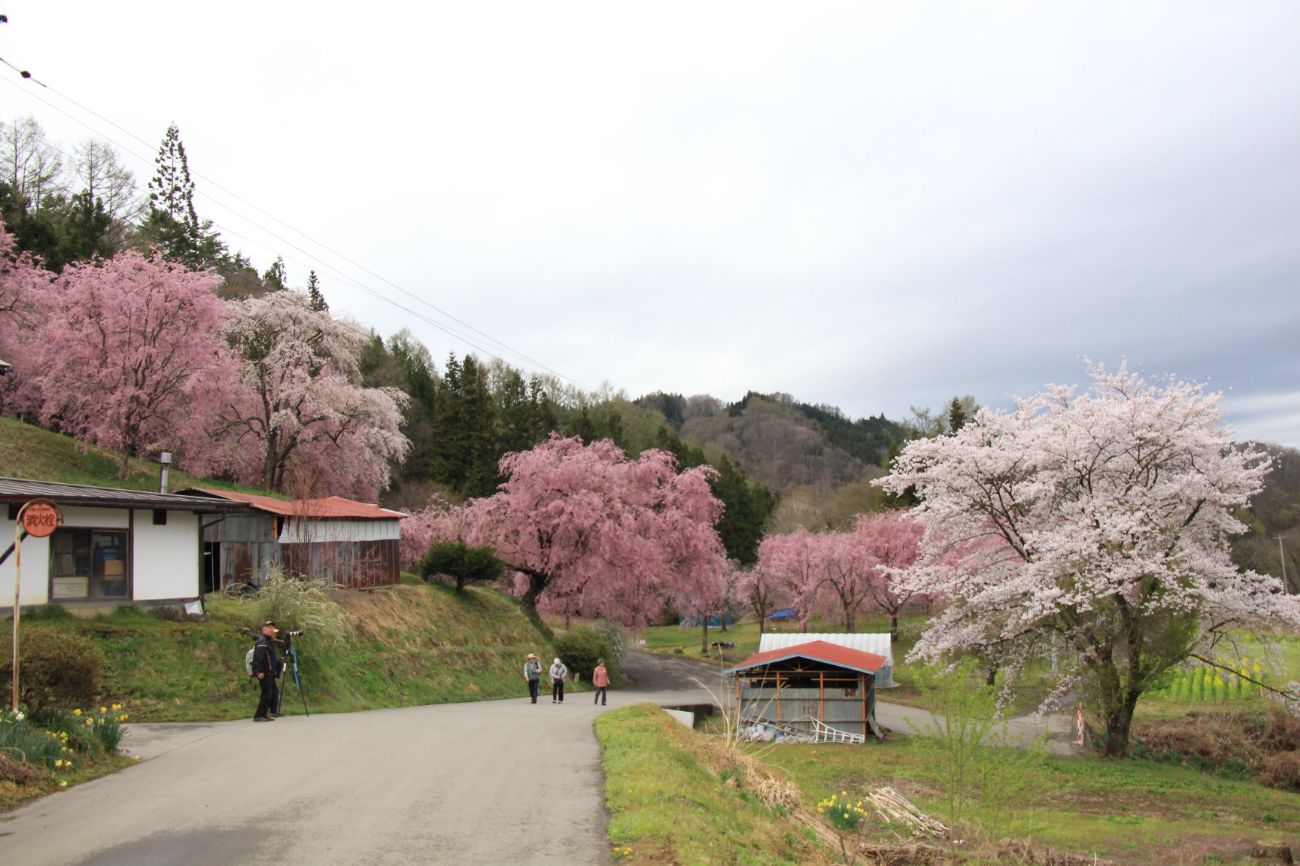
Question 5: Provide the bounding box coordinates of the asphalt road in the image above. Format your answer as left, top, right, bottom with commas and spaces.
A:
0, 652, 1076, 865
0, 654, 716, 866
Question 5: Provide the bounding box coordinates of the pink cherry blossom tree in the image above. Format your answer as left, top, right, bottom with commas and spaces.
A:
0, 216, 49, 373
755, 527, 823, 629
463, 435, 725, 630
878, 362, 1300, 757
398, 494, 464, 569
855, 511, 926, 641
201, 291, 409, 500
676, 558, 739, 653
810, 528, 879, 632
9, 250, 231, 472
737, 557, 794, 637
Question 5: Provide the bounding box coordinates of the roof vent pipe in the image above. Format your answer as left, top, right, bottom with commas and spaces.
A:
159, 452, 172, 494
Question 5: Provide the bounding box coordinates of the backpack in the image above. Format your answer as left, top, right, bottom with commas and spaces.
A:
245, 646, 256, 678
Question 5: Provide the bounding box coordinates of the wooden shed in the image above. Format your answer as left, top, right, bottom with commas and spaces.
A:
184, 489, 405, 591
726, 640, 885, 741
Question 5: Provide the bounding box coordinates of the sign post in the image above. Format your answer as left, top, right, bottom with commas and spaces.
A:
11, 500, 61, 713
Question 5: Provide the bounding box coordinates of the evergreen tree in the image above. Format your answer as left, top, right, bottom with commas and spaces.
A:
139, 123, 225, 268
528, 377, 559, 441
263, 256, 288, 292
307, 270, 327, 311
947, 397, 968, 434
567, 406, 598, 444
459, 355, 499, 497
55, 191, 114, 266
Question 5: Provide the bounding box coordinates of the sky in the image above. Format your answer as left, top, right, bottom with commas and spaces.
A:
2, 2, 1298, 446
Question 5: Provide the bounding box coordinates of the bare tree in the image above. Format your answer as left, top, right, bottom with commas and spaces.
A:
0, 116, 65, 208
71, 138, 142, 234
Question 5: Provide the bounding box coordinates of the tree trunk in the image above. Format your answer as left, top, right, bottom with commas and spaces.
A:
985, 665, 997, 687
519, 572, 553, 640
1102, 690, 1141, 758
701, 618, 710, 654
890, 612, 899, 642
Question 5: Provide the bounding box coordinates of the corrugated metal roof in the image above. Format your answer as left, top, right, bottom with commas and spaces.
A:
187, 488, 405, 520
0, 477, 248, 513
759, 632, 893, 663
726, 640, 888, 676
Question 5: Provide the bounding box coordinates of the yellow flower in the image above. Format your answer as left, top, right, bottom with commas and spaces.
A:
59, 781, 67, 788
72, 709, 82, 717
120, 714, 129, 721
99, 707, 106, 714
133, 755, 141, 761
111, 703, 122, 711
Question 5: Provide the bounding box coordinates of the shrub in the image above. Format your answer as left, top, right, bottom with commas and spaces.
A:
591, 620, 628, 667
0, 626, 103, 715
83, 705, 129, 753
555, 627, 618, 683
419, 541, 503, 592
1258, 751, 1300, 791
240, 566, 353, 649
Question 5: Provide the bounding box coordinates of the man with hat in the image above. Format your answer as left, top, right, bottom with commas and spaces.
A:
522, 652, 542, 704
251, 620, 284, 722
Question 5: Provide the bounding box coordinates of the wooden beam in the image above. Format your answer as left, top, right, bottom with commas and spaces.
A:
819, 670, 825, 721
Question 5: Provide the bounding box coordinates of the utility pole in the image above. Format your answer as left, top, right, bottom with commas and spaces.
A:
1278, 536, 1294, 593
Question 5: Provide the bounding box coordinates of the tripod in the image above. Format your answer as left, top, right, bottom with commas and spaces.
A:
274, 633, 310, 717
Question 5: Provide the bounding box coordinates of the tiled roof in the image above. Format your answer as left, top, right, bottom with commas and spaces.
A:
187, 488, 405, 520
0, 477, 248, 513
725, 640, 888, 676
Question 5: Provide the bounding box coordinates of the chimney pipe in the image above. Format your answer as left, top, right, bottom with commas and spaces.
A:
159, 452, 173, 494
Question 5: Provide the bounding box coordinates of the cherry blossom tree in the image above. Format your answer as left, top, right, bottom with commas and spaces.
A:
738, 557, 794, 636
878, 363, 1300, 757
201, 291, 409, 500
676, 558, 738, 653
0, 216, 48, 366
9, 250, 231, 471
755, 527, 822, 629
811, 529, 879, 632
855, 511, 926, 641
463, 435, 725, 630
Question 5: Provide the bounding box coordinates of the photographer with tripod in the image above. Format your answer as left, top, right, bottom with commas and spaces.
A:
251, 620, 284, 722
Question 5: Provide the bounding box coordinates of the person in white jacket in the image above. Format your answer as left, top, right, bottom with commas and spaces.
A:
549, 658, 568, 703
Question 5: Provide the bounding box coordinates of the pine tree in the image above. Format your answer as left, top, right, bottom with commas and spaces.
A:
263, 256, 288, 292
947, 397, 968, 434
306, 270, 327, 311
140, 124, 225, 268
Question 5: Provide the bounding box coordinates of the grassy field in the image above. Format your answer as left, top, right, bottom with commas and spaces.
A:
596, 704, 1299, 866
772, 735, 1300, 865
6, 582, 559, 722
0, 415, 272, 495
595, 703, 829, 866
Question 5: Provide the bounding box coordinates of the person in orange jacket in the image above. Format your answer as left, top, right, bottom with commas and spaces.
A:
592, 658, 611, 706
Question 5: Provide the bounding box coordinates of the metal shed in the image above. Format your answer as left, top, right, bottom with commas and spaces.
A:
759, 632, 895, 687
184, 489, 405, 591
726, 640, 886, 741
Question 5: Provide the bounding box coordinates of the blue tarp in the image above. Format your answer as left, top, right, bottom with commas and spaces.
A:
767, 607, 796, 620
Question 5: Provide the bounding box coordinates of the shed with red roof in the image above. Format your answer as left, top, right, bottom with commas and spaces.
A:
183, 488, 406, 590
725, 639, 885, 740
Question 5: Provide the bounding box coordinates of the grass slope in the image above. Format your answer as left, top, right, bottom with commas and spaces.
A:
0, 416, 269, 495
14, 583, 556, 722
595, 704, 828, 866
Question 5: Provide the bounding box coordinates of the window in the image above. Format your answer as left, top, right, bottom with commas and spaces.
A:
152, 509, 167, 526
48, 528, 130, 600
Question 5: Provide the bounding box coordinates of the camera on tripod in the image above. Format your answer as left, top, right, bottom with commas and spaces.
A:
284, 629, 304, 637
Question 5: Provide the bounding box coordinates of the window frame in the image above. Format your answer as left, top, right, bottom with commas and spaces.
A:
46, 524, 133, 603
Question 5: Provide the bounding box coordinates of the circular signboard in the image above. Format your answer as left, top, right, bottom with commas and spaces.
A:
19, 500, 62, 538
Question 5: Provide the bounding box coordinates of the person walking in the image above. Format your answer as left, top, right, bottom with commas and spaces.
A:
592, 658, 610, 706
251, 620, 283, 722
523, 652, 543, 704
549, 657, 568, 703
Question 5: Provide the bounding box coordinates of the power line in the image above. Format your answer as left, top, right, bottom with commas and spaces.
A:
0, 56, 581, 386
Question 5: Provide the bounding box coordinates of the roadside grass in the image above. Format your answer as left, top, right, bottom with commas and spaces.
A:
4, 583, 558, 723
0, 753, 133, 811
769, 735, 1300, 865
594, 704, 829, 866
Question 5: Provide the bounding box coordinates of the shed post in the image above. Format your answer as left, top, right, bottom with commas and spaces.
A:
818, 670, 825, 721
775, 670, 782, 723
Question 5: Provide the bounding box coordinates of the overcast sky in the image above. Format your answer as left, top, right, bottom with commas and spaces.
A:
4, 2, 1298, 445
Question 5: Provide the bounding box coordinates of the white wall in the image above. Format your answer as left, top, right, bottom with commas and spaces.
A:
0, 517, 51, 607
0, 506, 200, 607
132, 510, 200, 601
279, 518, 400, 543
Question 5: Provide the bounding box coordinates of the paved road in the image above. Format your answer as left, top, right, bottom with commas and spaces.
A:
0, 652, 1076, 866
0, 653, 719, 866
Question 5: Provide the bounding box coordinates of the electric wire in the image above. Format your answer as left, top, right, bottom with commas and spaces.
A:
0, 57, 580, 385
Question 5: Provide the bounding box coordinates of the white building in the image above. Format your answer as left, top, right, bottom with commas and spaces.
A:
0, 478, 246, 613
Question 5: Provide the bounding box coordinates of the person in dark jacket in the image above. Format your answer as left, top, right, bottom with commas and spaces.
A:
251, 620, 283, 722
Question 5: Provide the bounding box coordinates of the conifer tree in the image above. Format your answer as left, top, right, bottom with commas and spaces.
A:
262, 256, 288, 292
140, 124, 224, 268
306, 269, 327, 310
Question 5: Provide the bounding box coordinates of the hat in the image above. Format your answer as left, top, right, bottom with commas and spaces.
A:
526, 652, 537, 659
597, 658, 605, 665
261, 620, 279, 631
553, 658, 561, 665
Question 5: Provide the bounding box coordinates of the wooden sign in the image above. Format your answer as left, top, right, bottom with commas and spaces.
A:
19, 500, 61, 538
